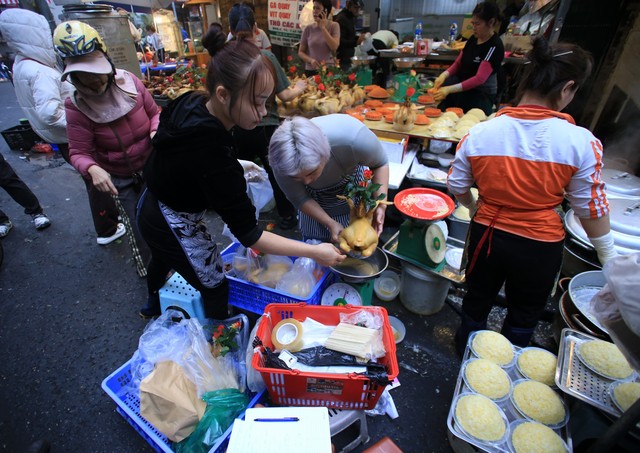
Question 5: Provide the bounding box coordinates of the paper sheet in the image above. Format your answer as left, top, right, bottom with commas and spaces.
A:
227, 407, 331, 453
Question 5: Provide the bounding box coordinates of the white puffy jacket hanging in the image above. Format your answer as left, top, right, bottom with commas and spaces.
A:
299, 1, 317, 31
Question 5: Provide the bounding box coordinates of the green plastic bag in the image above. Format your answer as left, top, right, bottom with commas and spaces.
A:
173, 388, 249, 453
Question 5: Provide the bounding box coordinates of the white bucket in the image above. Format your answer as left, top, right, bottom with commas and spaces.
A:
400, 263, 450, 315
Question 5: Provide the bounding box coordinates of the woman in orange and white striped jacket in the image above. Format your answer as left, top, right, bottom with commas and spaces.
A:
447, 37, 616, 351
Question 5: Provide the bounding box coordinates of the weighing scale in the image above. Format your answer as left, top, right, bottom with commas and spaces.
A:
393, 188, 455, 271
391, 57, 424, 103
321, 248, 389, 306
351, 55, 376, 87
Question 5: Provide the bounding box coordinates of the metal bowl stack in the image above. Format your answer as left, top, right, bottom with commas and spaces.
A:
351, 55, 377, 67
392, 57, 425, 69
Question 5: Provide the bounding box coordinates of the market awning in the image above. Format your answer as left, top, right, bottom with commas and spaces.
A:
0, 0, 20, 5
98, 0, 174, 13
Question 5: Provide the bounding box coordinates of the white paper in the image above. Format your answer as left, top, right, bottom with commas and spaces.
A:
227, 407, 332, 453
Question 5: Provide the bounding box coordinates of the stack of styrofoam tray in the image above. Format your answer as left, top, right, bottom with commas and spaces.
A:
556, 328, 638, 417
447, 332, 572, 452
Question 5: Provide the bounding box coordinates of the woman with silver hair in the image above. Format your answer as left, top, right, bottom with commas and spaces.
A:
269, 114, 389, 243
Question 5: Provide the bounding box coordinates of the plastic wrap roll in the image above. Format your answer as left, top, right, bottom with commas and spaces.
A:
271, 319, 304, 352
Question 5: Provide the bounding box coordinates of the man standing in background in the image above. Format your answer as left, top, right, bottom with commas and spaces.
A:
334, 0, 365, 71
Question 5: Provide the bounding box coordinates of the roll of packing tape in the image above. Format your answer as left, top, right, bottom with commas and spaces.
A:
271, 318, 304, 352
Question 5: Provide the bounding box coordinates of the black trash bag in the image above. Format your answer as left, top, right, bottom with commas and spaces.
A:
262, 346, 292, 370
293, 346, 365, 366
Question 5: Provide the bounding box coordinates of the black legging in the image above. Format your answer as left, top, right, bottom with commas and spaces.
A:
462, 221, 564, 329
137, 190, 229, 320
0, 152, 43, 223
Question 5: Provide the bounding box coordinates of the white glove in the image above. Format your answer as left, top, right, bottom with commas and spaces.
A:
589, 232, 618, 265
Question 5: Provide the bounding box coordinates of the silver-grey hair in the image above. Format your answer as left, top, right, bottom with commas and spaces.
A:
268, 116, 331, 176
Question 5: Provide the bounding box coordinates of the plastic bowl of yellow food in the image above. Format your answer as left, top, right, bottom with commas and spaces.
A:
387, 316, 406, 344
374, 270, 401, 302
609, 380, 640, 414
452, 392, 510, 447
508, 419, 569, 453
462, 358, 512, 402
516, 347, 558, 387
469, 330, 516, 368
510, 379, 569, 429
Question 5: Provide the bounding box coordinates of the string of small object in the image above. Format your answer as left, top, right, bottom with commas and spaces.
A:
113, 195, 147, 277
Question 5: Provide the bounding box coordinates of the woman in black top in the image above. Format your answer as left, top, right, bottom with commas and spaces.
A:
433, 2, 504, 115
137, 23, 344, 319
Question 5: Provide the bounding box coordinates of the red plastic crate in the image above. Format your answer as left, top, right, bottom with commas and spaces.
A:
252, 303, 399, 410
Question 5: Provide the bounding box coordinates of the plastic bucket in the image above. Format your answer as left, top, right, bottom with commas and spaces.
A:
400, 263, 450, 315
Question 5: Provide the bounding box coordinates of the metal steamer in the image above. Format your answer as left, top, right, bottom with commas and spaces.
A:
326, 248, 389, 306
394, 188, 455, 271
391, 57, 423, 103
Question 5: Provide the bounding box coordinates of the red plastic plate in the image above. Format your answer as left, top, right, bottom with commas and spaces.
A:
394, 188, 455, 221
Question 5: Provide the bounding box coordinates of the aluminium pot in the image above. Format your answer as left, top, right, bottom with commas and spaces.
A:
330, 247, 389, 284
555, 290, 610, 342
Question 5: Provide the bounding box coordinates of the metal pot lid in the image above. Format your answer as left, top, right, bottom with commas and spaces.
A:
609, 198, 640, 237
568, 271, 609, 335
565, 207, 640, 252
602, 169, 640, 197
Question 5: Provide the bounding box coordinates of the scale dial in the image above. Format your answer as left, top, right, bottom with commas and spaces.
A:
321, 283, 363, 306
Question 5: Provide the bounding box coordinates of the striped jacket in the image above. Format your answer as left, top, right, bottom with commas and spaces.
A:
447, 106, 608, 242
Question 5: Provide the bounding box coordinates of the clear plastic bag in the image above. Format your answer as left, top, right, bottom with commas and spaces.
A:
276, 266, 316, 297
127, 310, 249, 398
248, 254, 292, 289
245, 317, 266, 393
223, 167, 273, 242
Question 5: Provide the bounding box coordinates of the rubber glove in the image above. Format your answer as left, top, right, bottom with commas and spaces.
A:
433, 71, 449, 90
589, 232, 618, 265
434, 85, 453, 102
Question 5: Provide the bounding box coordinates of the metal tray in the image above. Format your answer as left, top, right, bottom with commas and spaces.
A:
556, 328, 628, 416
447, 338, 572, 452
382, 231, 465, 284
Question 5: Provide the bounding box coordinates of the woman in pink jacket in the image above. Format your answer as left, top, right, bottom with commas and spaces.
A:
55, 21, 160, 270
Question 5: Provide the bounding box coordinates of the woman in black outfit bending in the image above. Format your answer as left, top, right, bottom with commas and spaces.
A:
137, 24, 344, 319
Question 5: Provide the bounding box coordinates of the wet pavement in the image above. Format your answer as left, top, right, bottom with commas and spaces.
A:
0, 80, 560, 453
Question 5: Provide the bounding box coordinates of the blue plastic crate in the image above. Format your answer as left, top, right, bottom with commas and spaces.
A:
221, 242, 335, 314
159, 273, 206, 321
101, 359, 265, 453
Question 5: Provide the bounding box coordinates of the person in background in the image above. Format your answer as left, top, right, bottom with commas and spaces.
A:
137, 25, 344, 319
433, 1, 504, 116
228, 4, 306, 230
145, 24, 165, 63
447, 38, 616, 351
0, 10, 121, 240
334, 0, 365, 71
298, 0, 340, 76
366, 29, 399, 87
269, 114, 389, 243
0, 153, 51, 236
55, 21, 159, 268
225, 2, 272, 50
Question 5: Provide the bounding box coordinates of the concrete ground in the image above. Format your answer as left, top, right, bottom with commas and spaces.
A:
0, 80, 565, 453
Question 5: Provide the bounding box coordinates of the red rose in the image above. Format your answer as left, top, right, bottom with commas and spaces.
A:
167, 76, 173, 83
363, 169, 373, 180
314, 75, 321, 84
318, 83, 326, 91
287, 55, 293, 61
359, 181, 367, 187
348, 73, 356, 81
327, 72, 333, 78
289, 65, 297, 73
406, 87, 416, 97
335, 80, 341, 86
188, 78, 194, 84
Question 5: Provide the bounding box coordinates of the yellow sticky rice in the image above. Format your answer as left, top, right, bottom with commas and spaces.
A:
472, 331, 514, 366
465, 359, 511, 399
579, 340, 633, 379
613, 382, 640, 412
513, 380, 565, 426
455, 394, 506, 442
518, 349, 558, 386
511, 422, 566, 453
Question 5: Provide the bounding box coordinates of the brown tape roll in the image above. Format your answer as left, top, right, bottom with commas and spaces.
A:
271, 318, 304, 352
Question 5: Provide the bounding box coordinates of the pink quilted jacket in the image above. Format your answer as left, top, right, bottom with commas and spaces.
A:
66, 75, 160, 178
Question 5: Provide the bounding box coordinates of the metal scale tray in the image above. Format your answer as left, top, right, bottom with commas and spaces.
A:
382, 231, 465, 284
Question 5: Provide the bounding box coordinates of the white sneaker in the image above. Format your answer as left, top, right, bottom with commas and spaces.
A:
32, 214, 51, 230
0, 220, 12, 238
97, 222, 126, 245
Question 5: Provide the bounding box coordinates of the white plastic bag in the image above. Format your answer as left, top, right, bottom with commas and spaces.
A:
223, 166, 273, 242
